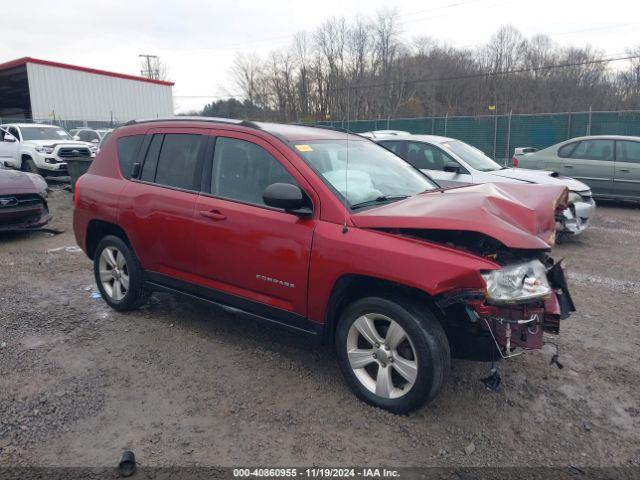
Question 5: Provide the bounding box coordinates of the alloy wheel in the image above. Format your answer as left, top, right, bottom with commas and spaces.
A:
98, 246, 129, 301
346, 313, 418, 399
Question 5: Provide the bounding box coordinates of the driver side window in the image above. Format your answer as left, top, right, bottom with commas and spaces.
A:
407, 142, 458, 171
210, 137, 299, 207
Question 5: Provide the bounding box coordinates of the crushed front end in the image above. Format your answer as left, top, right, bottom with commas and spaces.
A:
437, 255, 575, 361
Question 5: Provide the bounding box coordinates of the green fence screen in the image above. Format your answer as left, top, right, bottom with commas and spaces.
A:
316, 110, 640, 165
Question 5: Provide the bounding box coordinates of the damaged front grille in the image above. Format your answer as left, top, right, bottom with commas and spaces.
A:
0, 194, 47, 228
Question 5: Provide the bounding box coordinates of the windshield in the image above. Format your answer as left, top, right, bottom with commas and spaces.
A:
20, 126, 72, 141
442, 140, 503, 171
293, 140, 438, 208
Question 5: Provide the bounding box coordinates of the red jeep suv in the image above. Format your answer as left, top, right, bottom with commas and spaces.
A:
74, 118, 574, 413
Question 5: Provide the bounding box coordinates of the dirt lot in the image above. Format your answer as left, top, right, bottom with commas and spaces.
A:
1, 182, 639, 469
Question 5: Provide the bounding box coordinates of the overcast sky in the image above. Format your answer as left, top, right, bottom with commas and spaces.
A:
3, 0, 639, 113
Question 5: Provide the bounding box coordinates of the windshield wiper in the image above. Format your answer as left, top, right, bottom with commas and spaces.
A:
351, 195, 409, 210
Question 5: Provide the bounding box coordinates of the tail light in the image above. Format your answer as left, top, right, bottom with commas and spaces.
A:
512, 156, 519, 168
73, 178, 81, 209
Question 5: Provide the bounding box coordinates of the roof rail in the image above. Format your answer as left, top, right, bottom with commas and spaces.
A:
123, 116, 262, 129
298, 123, 377, 143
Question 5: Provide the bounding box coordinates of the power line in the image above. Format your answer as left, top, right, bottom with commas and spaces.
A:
333, 54, 640, 92
555, 22, 640, 37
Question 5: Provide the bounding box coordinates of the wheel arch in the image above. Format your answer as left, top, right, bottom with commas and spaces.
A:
323, 274, 442, 345
85, 220, 132, 260
20, 153, 34, 166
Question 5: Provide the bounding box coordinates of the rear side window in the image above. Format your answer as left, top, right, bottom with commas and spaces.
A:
154, 134, 203, 190
570, 139, 614, 161
117, 135, 144, 179
616, 140, 640, 163
558, 142, 578, 158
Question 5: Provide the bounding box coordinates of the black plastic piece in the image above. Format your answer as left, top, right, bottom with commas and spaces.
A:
550, 354, 564, 369
547, 261, 576, 319
118, 450, 136, 477
482, 368, 502, 392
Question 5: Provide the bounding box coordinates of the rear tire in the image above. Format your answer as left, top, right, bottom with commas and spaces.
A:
93, 235, 148, 311
335, 296, 450, 414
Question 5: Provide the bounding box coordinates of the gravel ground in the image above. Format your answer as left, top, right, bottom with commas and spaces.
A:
0, 183, 639, 469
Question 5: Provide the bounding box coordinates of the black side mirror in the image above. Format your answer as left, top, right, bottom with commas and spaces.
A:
130, 162, 141, 179
263, 183, 312, 216
444, 161, 461, 174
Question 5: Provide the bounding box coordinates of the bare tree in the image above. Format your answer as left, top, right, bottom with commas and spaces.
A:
212, 15, 640, 121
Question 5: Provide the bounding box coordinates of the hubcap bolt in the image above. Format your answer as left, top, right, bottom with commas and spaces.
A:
384, 345, 390, 351
375, 343, 380, 348
373, 353, 377, 359
389, 358, 394, 363
381, 363, 386, 368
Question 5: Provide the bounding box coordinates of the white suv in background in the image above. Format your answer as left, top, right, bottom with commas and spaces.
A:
0, 124, 93, 176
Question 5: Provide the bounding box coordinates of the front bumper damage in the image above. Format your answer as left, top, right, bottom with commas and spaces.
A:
558, 198, 596, 236
437, 259, 575, 361
0, 195, 51, 232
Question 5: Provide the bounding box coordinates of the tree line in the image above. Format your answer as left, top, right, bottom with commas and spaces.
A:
197, 11, 640, 122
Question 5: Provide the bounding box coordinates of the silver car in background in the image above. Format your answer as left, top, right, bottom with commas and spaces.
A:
514, 135, 640, 202
364, 132, 596, 238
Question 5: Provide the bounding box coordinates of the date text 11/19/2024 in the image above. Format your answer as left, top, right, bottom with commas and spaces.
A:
233, 468, 400, 478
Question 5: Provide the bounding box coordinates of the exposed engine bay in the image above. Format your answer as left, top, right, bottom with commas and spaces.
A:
381, 227, 576, 361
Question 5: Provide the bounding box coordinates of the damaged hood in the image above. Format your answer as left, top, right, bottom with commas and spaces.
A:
352, 183, 567, 250
491, 168, 590, 192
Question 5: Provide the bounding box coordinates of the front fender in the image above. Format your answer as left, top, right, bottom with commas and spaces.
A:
307, 222, 498, 324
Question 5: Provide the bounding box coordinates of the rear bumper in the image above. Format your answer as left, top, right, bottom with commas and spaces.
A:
559, 198, 596, 235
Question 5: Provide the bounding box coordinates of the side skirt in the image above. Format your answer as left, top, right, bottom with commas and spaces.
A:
144, 272, 324, 341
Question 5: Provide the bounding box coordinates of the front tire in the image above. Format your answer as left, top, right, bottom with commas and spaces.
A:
93, 235, 148, 311
21, 157, 39, 174
335, 296, 450, 414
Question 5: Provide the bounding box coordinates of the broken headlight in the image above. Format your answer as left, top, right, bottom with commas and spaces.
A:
481, 259, 551, 304
567, 191, 583, 204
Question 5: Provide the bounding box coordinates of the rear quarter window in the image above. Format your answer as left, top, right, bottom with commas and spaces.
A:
117, 135, 145, 179
558, 142, 578, 158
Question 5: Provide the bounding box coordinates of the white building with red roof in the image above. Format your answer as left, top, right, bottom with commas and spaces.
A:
0, 57, 174, 124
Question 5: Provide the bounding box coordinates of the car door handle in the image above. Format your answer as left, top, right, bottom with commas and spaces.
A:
199, 209, 227, 221
564, 164, 573, 168
619, 168, 631, 173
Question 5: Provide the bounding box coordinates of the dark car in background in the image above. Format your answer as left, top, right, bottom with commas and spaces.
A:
0, 168, 50, 232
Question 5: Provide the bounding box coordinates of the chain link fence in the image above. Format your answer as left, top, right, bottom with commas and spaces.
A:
3, 110, 640, 166
317, 109, 640, 165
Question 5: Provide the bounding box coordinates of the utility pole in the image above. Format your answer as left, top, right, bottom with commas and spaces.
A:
139, 54, 159, 79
